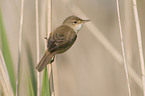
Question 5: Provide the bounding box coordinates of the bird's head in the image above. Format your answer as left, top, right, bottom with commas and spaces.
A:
62, 15, 90, 33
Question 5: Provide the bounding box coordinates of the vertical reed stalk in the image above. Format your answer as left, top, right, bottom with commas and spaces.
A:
47, 0, 52, 39
116, 0, 131, 96
47, 0, 54, 96
35, 0, 40, 96
132, 0, 145, 96
16, 0, 24, 95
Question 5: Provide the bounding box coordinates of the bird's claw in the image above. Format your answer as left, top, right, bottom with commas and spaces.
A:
44, 36, 48, 40
50, 56, 55, 63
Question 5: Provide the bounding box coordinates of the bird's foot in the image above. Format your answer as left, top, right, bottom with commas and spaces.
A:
44, 36, 48, 40
50, 56, 55, 63
44, 33, 48, 39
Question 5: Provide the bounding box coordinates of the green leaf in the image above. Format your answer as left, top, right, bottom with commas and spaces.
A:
25, 42, 37, 96
41, 68, 51, 96
28, 76, 35, 96
0, 8, 16, 95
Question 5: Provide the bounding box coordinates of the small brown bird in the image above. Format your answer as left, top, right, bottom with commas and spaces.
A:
36, 15, 90, 72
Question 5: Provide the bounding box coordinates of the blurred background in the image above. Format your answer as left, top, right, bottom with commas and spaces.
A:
0, 0, 145, 96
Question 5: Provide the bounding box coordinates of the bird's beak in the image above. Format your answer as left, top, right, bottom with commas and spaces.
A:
83, 20, 90, 23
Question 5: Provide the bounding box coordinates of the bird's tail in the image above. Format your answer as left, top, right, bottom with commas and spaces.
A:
36, 50, 54, 72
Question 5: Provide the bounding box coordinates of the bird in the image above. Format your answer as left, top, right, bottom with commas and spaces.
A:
36, 15, 90, 72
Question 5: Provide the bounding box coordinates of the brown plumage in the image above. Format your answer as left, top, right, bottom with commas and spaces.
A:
36, 25, 77, 72
36, 15, 89, 72
35, 50, 54, 72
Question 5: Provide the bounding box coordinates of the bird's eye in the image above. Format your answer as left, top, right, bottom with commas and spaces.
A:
73, 21, 77, 24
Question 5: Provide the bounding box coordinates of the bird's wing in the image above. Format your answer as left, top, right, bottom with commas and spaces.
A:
47, 25, 77, 53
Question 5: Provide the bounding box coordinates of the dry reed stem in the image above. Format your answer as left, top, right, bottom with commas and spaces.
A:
47, 0, 52, 39
35, 0, 40, 96
46, 0, 55, 95
116, 0, 131, 96
132, 0, 145, 95
0, 49, 14, 96
16, 0, 24, 95
46, 0, 52, 75
68, 1, 143, 90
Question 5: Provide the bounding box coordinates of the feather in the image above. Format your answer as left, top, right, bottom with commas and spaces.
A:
36, 50, 54, 72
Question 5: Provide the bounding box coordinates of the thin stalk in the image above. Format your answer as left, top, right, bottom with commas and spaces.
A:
47, 0, 52, 39
16, 0, 24, 95
132, 0, 145, 96
116, 0, 131, 96
47, 0, 54, 95
35, 0, 40, 96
